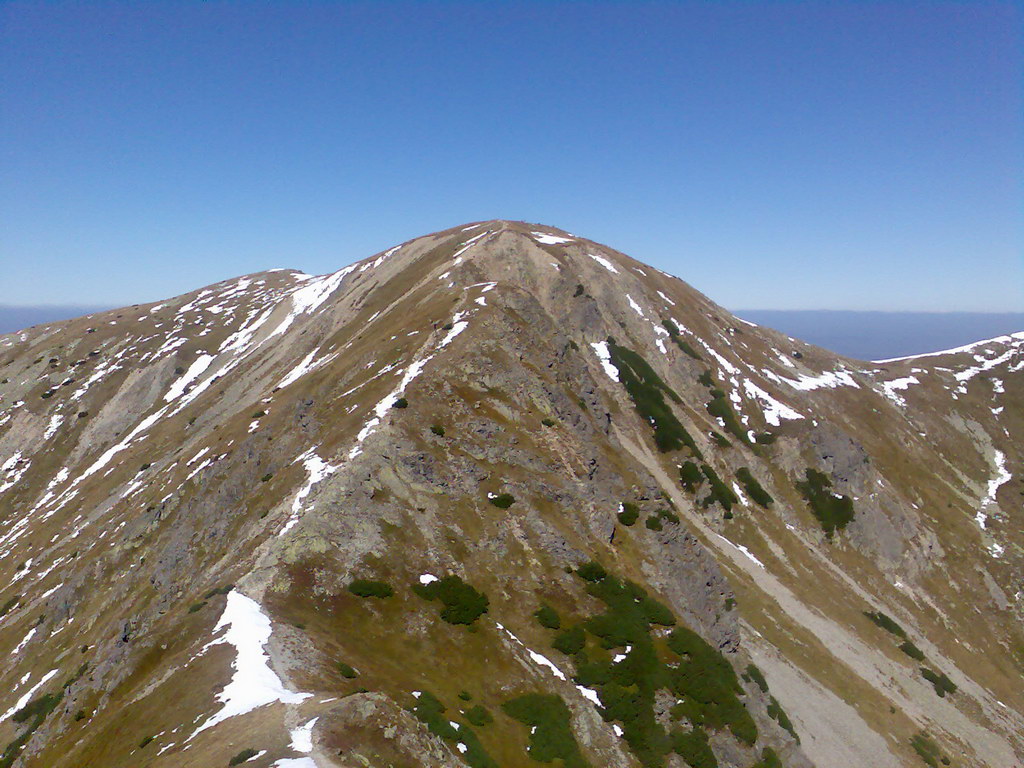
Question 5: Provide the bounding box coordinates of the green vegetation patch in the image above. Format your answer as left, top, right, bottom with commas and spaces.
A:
229, 748, 260, 766
863, 611, 907, 640
699, 465, 738, 512
662, 319, 702, 360
348, 579, 394, 599
532, 562, 760, 767
0, 596, 20, 618
699, 370, 750, 445
411, 691, 497, 768
534, 605, 562, 630
606, 338, 701, 457
618, 502, 640, 526
2, 689, 64, 768
502, 694, 589, 768
920, 668, 957, 697
336, 661, 358, 678
541, 417, 556, 427
753, 747, 784, 768
899, 641, 926, 662
464, 705, 493, 727
488, 493, 515, 509
413, 575, 489, 625
735, 468, 773, 507
679, 461, 703, 492
910, 732, 951, 767
767, 696, 798, 742
742, 664, 768, 693
430, 423, 445, 436
795, 468, 855, 536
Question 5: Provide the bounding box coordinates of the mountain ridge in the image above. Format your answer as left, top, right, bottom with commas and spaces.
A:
0, 220, 1021, 768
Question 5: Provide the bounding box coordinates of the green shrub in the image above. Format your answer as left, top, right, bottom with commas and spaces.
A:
251, 410, 267, 418
188, 601, 207, 613
710, 431, 731, 447
534, 605, 562, 630
392, 397, 408, 408
574, 283, 585, 297
662, 320, 702, 360
413, 575, 489, 625
743, 664, 768, 693
618, 502, 640, 526
899, 640, 926, 662
12, 692, 62, 725
671, 727, 717, 768
754, 432, 776, 445
767, 696, 798, 742
488, 493, 515, 509
735, 468, 773, 507
464, 704, 493, 726
753, 747, 784, 768
502, 694, 589, 768
336, 662, 358, 678
863, 611, 907, 639
552, 625, 586, 655
679, 461, 703, 492
138, 463, 151, 472
541, 417, 556, 427
920, 668, 956, 697
260, 473, 273, 482
458, 690, 472, 701
655, 508, 679, 525
204, 584, 233, 599
606, 338, 701, 457
576, 561, 607, 582
411, 691, 497, 768
228, 749, 260, 766
796, 468, 855, 536
910, 732, 944, 767
699, 465, 738, 511
0, 596, 19, 618
700, 371, 750, 444
348, 579, 394, 599
139, 735, 154, 748
430, 424, 445, 436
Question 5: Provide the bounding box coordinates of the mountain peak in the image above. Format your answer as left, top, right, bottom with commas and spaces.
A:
0, 222, 1021, 768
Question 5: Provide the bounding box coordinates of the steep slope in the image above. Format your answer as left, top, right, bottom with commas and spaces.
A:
0, 221, 1020, 768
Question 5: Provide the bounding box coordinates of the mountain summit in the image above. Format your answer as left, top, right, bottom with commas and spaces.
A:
0, 221, 1021, 768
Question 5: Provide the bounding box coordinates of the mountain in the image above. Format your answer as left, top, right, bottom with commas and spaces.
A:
0, 220, 1020, 768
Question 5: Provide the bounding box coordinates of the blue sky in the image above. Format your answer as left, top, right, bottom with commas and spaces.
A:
1, 1, 1020, 311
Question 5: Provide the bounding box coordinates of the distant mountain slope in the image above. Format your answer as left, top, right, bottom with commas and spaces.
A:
0, 221, 1020, 768
0, 306, 112, 334
733, 310, 1024, 362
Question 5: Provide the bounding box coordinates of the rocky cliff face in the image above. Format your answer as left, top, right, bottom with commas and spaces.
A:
0, 221, 1020, 768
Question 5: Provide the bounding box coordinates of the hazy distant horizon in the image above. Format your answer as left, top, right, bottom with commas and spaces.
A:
3, 304, 1020, 363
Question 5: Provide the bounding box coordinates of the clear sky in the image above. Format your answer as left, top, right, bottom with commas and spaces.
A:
1, 1, 1020, 312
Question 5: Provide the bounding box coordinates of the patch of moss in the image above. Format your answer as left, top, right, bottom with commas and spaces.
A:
606, 338, 701, 457
795, 468, 855, 536
412, 575, 489, 625
502, 694, 589, 768
348, 579, 394, 599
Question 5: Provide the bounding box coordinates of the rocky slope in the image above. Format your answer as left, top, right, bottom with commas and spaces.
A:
0, 220, 1020, 768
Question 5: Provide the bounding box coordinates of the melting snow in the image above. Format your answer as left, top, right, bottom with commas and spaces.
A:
715, 534, 765, 569
976, 450, 1011, 532
590, 342, 619, 382
588, 254, 619, 274
532, 232, 573, 245
280, 451, 338, 536
1, 669, 58, 721
189, 591, 310, 739
879, 376, 920, 407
